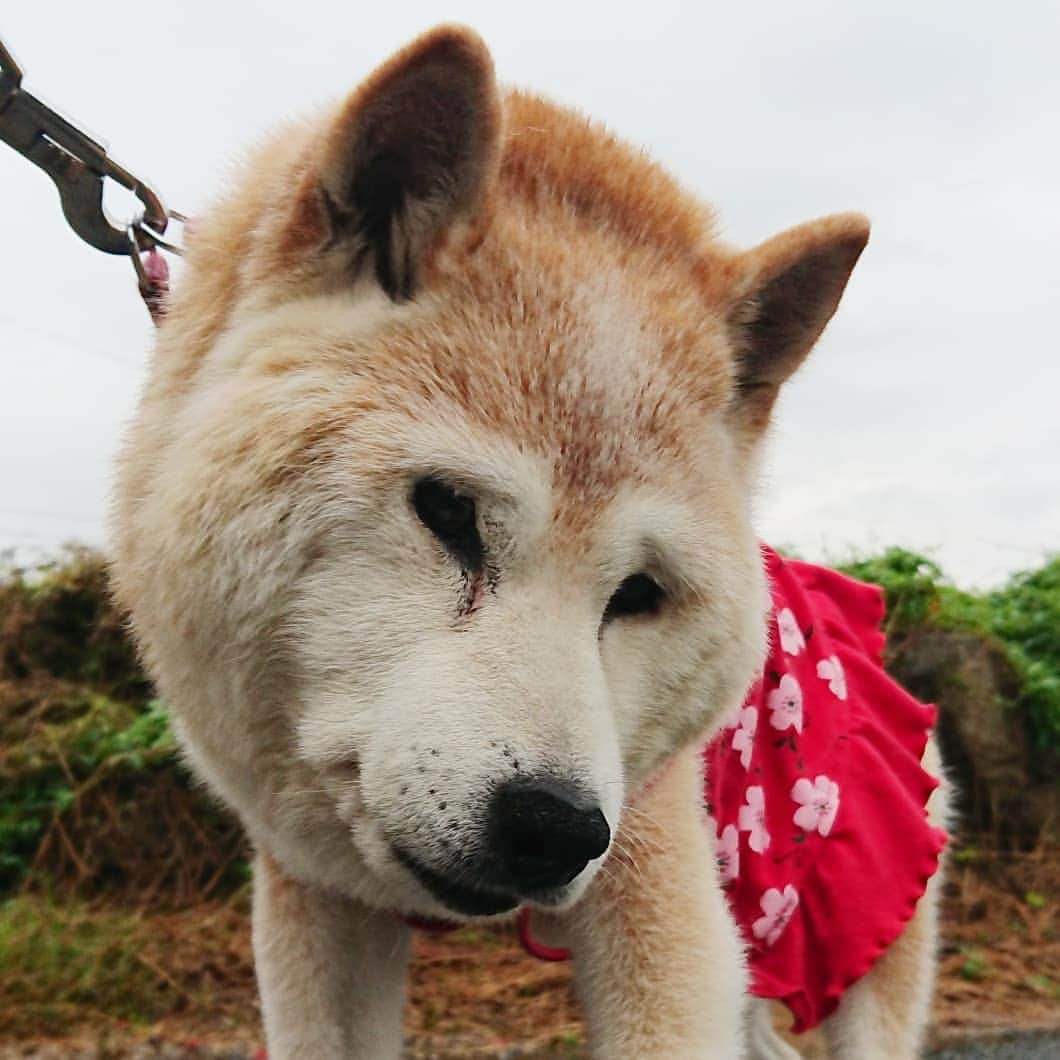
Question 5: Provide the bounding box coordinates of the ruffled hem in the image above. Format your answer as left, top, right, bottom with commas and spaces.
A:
751, 699, 947, 1029
772, 824, 946, 1032
711, 548, 947, 1032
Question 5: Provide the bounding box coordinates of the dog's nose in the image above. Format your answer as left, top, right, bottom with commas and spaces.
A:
488, 777, 610, 892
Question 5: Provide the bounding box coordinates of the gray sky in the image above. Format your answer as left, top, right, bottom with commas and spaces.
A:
1, 1, 1057, 586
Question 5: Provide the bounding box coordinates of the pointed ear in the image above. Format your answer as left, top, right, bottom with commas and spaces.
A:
728, 213, 869, 434
294, 25, 501, 300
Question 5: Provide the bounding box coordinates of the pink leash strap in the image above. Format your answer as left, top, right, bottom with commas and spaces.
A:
517, 907, 571, 962
399, 907, 572, 962
138, 247, 171, 325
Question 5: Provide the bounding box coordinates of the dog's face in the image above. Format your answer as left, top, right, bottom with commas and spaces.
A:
111, 26, 867, 919
273, 283, 771, 917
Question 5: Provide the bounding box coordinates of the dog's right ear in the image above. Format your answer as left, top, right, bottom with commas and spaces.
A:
289, 25, 501, 301
724, 213, 870, 440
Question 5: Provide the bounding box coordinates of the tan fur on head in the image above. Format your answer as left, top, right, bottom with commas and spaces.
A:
110, 24, 881, 1058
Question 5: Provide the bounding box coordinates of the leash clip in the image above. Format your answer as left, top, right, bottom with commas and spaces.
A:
0, 35, 184, 262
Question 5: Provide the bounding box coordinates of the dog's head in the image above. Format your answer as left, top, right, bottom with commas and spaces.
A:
111, 26, 867, 919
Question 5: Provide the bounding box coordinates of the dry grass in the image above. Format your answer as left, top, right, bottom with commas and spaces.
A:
0, 893, 256, 1041
1, 842, 1056, 1055
0, 677, 246, 905
932, 841, 1060, 1039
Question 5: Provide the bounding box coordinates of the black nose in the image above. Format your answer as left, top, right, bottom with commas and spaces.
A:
488, 777, 611, 892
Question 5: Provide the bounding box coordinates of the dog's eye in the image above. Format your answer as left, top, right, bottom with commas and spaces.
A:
412, 477, 484, 569
603, 573, 666, 622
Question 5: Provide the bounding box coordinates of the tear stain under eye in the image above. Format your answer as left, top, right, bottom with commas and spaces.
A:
456, 564, 499, 623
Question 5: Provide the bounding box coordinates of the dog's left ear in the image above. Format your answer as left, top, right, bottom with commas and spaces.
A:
288, 25, 502, 300
727, 213, 869, 435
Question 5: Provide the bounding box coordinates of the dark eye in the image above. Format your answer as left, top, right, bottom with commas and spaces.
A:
604, 573, 666, 622
411, 477, 484, 570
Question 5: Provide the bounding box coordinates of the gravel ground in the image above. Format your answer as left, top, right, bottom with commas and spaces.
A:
928, 1032, 1060, 1059
6, 1032, 1059, 1059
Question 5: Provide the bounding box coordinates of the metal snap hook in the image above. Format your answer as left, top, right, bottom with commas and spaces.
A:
0, 33, 182, 256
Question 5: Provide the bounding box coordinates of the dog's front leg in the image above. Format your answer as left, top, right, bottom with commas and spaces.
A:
565, 746, 748, 1058
252, 851, 410, 1059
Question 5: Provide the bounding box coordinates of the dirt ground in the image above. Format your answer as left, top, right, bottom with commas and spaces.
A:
3, 844, 1057, 1058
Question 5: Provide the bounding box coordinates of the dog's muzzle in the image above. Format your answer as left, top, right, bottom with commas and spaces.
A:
396, 776, 611, 917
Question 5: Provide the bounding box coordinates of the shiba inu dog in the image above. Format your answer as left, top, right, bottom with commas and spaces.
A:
110, 24, 946, 1058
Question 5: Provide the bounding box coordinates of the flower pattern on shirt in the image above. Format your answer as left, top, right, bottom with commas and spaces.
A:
716, 823, 739, 884
731, 706, 758, 770
701, 546, 948, 1032
768, 673, 804, 733
752, 885, 800, 947
738, 785, 771, 853
816, 655, 847, 700
791, 774, 840, 837
777, 607, 806, 656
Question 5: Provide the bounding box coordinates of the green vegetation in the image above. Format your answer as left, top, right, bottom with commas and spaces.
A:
0, 895, 163, 1033
0, 892, 255, 1039
0, 693, 175, 892
958, 946, 990, 982
0, 546, 149, 699
0, 548, 243, 901
839, 548, 1060, 753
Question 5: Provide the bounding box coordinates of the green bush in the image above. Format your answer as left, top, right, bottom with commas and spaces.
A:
0, 546, 150, 701
839, 549, 1060, 753
0, 695, 176, 891
0, 550, 243, 900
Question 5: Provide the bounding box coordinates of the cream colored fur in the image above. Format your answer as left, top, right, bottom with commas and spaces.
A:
110, 25, 945, 1058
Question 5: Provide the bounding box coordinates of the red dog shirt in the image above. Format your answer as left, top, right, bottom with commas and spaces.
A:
703, 545, 947, 1032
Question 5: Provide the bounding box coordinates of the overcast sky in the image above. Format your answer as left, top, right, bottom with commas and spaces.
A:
1, 1, 1056, 586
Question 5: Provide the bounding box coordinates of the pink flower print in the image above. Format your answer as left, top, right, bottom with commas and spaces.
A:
777, 607, 805, 656
731, 706, 758, 770
716, 823, 739, 884
738, 785, 771, 853
752, 885, 800, 947
816, 655, 847, 700
768, 673, 803, 733
791, 775, 840, 836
